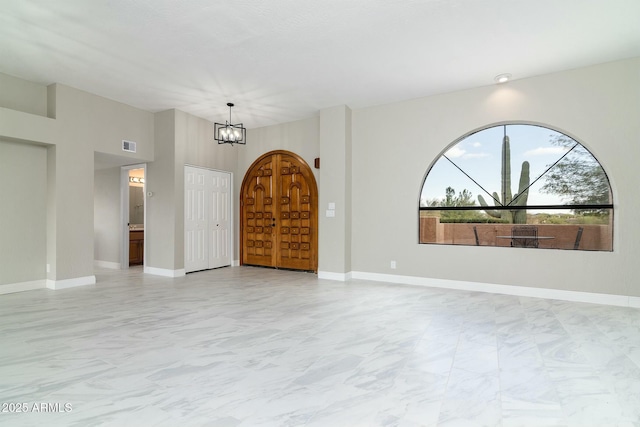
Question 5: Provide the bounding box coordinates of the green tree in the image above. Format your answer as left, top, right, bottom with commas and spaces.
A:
443, 186, 474, 207
436, 187, 486, 221
421, 187, 473, 208
540, 135, 609, 215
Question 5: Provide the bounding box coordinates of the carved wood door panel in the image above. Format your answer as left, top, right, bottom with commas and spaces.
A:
242, 154, 276, 268
241, 150, 318, 272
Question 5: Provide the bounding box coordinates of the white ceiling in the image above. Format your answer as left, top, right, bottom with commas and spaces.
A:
2, 0, 640, 129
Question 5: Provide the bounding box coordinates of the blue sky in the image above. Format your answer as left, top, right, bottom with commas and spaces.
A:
420, 124, 576, 207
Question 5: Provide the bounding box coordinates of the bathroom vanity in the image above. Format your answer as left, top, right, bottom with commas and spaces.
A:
129, 229, 144, 265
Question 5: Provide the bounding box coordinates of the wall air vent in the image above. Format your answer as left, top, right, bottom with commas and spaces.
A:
122, 140, 137, 153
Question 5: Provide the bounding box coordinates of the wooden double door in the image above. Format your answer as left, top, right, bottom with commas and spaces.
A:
241, 150, 318, 272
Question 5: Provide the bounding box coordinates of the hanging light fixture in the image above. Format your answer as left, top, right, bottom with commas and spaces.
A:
214, 103, 246, 145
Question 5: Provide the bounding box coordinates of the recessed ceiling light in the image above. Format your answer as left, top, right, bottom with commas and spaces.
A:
494, 73, 512, 84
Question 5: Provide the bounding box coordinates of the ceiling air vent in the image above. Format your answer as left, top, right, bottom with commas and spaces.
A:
122, 139, 137, 153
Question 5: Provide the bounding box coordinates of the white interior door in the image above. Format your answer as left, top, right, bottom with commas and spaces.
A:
209, 170, 230, 269
185, 166, 232, 273
185, 167, 208, 273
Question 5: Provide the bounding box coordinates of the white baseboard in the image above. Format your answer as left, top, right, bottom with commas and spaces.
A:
46, 275, 96, 290
0, 279, 46, 295
350, 271, 637, 308
318, 271, 353, 281
232, 260, 240, 267
94, 260, 121, 269
144, 266, 186, 278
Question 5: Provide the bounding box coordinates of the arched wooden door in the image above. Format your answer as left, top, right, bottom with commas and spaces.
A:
241, 150, 318, 272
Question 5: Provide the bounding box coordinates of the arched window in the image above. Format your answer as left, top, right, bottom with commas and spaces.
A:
419, 124, 613, 251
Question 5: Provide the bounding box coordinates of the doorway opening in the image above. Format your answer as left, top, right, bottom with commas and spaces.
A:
128, 168, 145, 266
120, 164, 146, 269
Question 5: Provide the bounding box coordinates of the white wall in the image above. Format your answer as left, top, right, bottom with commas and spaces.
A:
49, 84, 154, 282
146, 110, 178, 271
243, 116, 320, 184
181, 110, 238, 171
351, 58, 640, 297
0, 73, 47, 116
0, 140, 47, 286
318, 106, 352, 275
0, 79, 155, 287
146, 109, 239, 272
94, 167, 121, 266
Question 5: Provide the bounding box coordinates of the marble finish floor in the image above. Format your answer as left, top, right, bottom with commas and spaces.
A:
1, 266, 640, 427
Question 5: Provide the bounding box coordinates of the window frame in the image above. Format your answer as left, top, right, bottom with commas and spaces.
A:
418, 122, 614, 250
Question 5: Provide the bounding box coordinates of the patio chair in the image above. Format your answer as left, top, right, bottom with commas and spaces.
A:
574, 227, 584, 250
511, 225, 539, 248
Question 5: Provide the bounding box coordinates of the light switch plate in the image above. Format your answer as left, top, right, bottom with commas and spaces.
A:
328, 202, 336, 210
326, 210, 335, 217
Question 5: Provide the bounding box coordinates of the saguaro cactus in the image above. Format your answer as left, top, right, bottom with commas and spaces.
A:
478, 134, 530, 223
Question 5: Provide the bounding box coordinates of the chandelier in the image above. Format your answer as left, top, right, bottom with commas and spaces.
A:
214, 103, 246, 145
